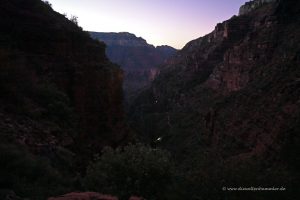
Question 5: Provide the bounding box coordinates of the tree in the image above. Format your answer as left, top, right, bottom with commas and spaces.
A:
42, 0, 52, 7
69, 15, 78, 25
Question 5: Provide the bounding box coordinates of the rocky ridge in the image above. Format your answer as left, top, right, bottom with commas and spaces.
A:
89, 32, 149, 47
130, 0, 299, 198
239, 0, 278, 15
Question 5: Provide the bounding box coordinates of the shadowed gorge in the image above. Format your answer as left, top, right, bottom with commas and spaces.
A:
89, 32, 177, 103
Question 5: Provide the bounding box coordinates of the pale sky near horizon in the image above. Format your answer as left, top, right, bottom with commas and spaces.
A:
47, 0, 249, 49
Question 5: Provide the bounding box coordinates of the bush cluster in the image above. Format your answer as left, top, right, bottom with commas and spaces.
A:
0, 142, 71, 200
84, 144, 174, 200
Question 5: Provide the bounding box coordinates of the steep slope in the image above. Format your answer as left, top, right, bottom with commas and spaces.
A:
131, 0, 300, 198
89, 32, 177, 101
0, 0, 129, 199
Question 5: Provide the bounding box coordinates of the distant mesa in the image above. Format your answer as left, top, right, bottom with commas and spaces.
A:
89, 32, 149, 47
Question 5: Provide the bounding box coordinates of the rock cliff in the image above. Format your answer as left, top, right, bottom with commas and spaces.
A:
130, 0, 300, 198
0, 0, 129, 151
0, 0, 129, 198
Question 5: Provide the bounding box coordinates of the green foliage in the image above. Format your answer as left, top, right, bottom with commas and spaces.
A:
0, 142, 71, 200
170, 149, 297, 200
171, 150, 224, 200
84, 144, 174, 200
32, 84, 76, 127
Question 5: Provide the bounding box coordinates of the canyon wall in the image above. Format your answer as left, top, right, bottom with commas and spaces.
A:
0, 0, 129, 172
130, 1, 299, 198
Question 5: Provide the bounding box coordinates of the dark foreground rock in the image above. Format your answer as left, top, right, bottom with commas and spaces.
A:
48, 192, 118, 200
48, 192, 144, 200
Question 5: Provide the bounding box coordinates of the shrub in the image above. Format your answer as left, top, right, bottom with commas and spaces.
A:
0, 142, 70, 200
70, 15, 78, 25
32, 84, 76, 127
84, 144, 174, 200
42, 0, 52, 7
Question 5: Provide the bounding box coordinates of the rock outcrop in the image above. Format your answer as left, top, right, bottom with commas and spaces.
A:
239, 0, 278, 15
89, 32, 177, 102
48, 192, 144, 200
48, 192, 118, 200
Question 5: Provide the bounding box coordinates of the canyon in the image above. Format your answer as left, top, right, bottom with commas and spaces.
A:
0, 0, 299, 199
89, 32, 177, 102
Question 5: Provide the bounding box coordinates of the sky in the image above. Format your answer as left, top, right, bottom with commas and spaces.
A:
47, 0, 249, 49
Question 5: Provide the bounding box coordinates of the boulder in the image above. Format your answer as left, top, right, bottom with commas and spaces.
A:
48, 192, 118, 200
